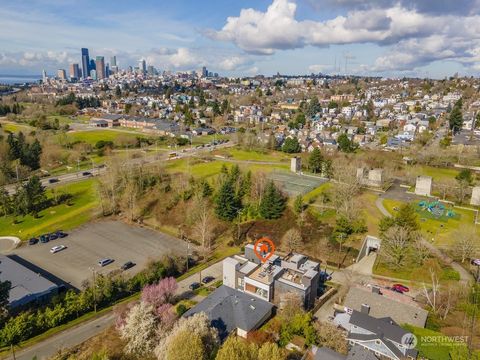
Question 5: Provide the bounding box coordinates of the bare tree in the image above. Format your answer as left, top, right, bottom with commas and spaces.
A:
190, 195, 215, 251
281, 228, 303, 252
331, 163, 361, 221
422, 268, 441, 313
379, 226, 411, 268
451, 226, 478, 263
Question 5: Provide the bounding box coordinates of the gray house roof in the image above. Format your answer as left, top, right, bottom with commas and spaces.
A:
183, 285, 273, 339
346, 345, 379, 360
344, 287, 428, 328
312, 346, 347, 360
0, 255, 58, 308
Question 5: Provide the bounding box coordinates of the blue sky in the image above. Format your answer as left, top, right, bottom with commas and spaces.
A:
0, 0, 479, 77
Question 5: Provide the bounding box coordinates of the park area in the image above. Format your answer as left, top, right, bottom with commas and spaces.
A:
0, 179, 99, 241
268, 171, 327, 196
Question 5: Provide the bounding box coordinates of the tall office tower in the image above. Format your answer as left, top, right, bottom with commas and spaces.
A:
81, 48, 90, 79
90, 69, 97, 80
69, 63, 80, 80
139, 59, 146, 74
42, 69, 47, 82
57, 69, 67, 80
202, 66, 208, 77
105, 64, 110, 78
89, 59, 96, 71
110, 56, 117, 67
147, 65, 155, 76
95, 56, 105, 79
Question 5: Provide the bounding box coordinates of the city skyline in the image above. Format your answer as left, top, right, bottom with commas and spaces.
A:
1, 0, 480, 78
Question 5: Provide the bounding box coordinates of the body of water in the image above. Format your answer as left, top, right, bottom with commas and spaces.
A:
0, 75, 42, 85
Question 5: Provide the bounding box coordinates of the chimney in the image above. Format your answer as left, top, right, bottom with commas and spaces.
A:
361, 303, 370, 315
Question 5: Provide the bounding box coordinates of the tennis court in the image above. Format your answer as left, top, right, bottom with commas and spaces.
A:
268, 170, 327, 196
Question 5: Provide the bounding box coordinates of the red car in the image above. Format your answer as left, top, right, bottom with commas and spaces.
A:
392, 284, 410, 293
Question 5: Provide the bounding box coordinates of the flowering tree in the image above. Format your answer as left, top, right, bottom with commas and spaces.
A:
141, 277, 178, 309
119, 301, 158, 356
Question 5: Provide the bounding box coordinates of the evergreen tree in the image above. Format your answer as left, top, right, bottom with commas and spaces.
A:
215, 180, 240, 221
449, 99, 463, 133
308, 148, 323, 173
259, 181, 286, 219
282, 137, 301, 153
305, 96, 321, 118
337, 133, 357, 153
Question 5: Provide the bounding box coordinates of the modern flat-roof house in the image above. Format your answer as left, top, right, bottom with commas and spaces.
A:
0, 255, 59, 309
224, 244, 321, 309
183, 285, 273, 339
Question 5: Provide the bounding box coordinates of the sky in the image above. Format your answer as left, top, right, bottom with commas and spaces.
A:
1, 0, 480, 78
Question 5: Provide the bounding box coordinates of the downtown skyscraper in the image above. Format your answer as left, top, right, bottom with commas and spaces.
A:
81, 48, 90, 79
95, 56, 105, 80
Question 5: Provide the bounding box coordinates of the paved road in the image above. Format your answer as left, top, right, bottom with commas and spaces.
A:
2, 260, 224, 360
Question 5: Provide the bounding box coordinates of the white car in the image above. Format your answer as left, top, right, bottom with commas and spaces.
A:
50, 245, 66, 254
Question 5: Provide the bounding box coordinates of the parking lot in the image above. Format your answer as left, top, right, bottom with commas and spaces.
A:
11, 221, 188, 288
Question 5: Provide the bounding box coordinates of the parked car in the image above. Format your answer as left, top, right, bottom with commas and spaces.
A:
392, 283, 410, 293
121, 261, 135, 271
201, 276, 215, 284
98, 258, 114, 267
28, 237, 39, 245
82, 171, 92, 176
50, 245, 66, 254
39, 234, 49, 243
189, 282, 201, 290
48, 233, 58, 241
55, 230, 68, 238
48, 178, 59, 184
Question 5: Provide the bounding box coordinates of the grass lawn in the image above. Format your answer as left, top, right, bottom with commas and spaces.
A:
64, 130, 149, 145
403, 325, 476, 360
215, 148, 290, 162
47, 115, 74, 125
373, 259, 459, 281
417, 165, 460, 182
303, 182, 331, 203
382, 199, 479, 247
191, 134, 230, 145
358, 192, 384, 237
0, 179, 99, 240
1, 122, 33, 133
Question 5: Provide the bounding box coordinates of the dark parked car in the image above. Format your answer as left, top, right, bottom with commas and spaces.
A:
82, 171, 92, 176
28, 237, 39, 245
189, 282, 201, 291
121, 261, 135, 271
48, 233, 58, 241
48, 178, 59, 184
55, 230, 68, 238
201, 276, 215, 284
39, 234, 49, 243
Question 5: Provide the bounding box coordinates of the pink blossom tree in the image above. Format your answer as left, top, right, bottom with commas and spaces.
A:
141, 277, 178, 309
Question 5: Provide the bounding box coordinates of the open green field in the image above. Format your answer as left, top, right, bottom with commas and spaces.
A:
65, 129, 149, 145
191, 134, 230, 145
1, 122, 33, 133
0, 179, 99, 240
382, 198, 478, 247
417, 165, 460, 182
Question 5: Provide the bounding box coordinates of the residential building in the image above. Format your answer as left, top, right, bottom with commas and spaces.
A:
57, 69, 67, 80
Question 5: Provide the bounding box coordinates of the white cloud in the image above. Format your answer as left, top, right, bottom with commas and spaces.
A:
308, 64, 330, 73
209, 0, 480, 72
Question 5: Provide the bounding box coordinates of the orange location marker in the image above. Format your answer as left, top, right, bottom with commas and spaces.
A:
254, 237, 275, 263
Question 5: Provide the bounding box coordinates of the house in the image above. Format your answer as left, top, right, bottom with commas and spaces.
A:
183, 285, 273, 339
0, 255, 59, 309
342, 286, 428, 328
223, 245, 321, 309
346, 310, 418, 360
309, 345, 379, 360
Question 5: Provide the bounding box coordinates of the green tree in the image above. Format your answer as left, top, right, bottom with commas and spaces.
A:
456, 169, 473, 185
337, 133, 358, 153
259, 181, 286, 219
282, 137, 301, 153
166, 330, 205, 360
449, 99, 463, 133
258, 343, 284, 360
308, 148, 323, 173
215, 179, 241, 221
379, 203, 419, 236
115, 85, 121, 97
215, 336, 258, 360
305, 96, 321, 118
0, 280, 11, 322
293, 195, 304, 215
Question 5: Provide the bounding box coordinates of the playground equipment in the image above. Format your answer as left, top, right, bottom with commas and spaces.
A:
418, 200, 456, 218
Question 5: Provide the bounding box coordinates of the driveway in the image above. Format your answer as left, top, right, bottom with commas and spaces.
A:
9, 221, 188, 288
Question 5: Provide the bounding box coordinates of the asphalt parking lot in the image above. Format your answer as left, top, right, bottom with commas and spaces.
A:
11, 221, 188, 289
